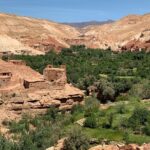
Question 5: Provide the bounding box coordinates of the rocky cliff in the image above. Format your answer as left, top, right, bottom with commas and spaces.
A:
89, 144, 150, 150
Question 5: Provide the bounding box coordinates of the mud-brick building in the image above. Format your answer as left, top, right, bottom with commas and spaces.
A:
0, 70, 12, 88
0, 60, 68, 92
43, 64, 67, 86
0, 59, 84, 117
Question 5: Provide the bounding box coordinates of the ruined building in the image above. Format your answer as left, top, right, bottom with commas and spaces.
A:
0, 59, 84, 122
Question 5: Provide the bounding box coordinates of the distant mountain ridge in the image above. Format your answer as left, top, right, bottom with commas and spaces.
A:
63, 20, 114, 28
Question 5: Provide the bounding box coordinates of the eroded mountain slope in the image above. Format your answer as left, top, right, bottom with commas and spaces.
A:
0, 13, 150, 54
0, 13, 80, 55
75, 14, 150, 51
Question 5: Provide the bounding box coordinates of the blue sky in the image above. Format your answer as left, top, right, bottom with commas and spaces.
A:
0, 0, 150, 22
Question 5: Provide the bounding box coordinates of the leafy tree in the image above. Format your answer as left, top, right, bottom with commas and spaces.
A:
128, 107, 150, 132
129, 80, 150, 99
94, 79, 115, 103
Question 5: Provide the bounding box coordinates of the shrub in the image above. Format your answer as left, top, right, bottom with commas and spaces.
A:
128, 107, 150, 131
0, 136, 18, 150
71, 104, 84, 114
143, 124, 150, 136
118, 117, 128, 130
129, 80, 150, 99
44, 106, 59, 121
84, 115, 97, 128
63, 127, 89, 150
115, 103, 127, 114
94, 79, 115, 103
84, 97, 100, 117
102, 113, 114, 129
116, 94, 129, 102
123, 132, 130, 144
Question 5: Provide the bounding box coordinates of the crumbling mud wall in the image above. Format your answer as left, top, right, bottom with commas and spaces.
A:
0, 60, 84, 122
43, 65, 67, 87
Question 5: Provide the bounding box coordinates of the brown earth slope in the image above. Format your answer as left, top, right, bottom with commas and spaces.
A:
0, 13, 80, 55
69, 14, 150, 51
0, 13, 150, 54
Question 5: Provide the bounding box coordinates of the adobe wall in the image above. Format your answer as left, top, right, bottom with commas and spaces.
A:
9, 60, 26, 66
0, 76, 11, 87
23, 80, 50, 90
0, 72, 12, 88
43, 65, 67, 86
0, 51, 12, 58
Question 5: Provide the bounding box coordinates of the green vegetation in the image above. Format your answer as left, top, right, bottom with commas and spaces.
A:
1, 46, 149, 149
9, 46, 150, 102
63, 127, 89, 150
0, 97, 150, 149
1, 98, 150, 149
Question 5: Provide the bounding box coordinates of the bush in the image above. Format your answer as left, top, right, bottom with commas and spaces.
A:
143, 124, 150, 136
84, 97, 100, 117
63, 127, 89, 150
118, 117, 128, 130
128, 107, 150, 131
95, 79, 115, 103
71, 104, 84, 114
102, 113, 114, 129
116, 94, 129, 102
115, 103, 127, 114
123, 132, 130, 144
0, 136, 17, 150
129, 80, 150, 99
84, 115, 97, 128
44, 106, 59, 121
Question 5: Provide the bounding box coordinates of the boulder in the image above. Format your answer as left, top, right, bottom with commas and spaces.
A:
27, 93, 41, 102
46, 147, 54, 150
142, 144, 150, 150
89, 145, 119, 150
120, 144, 141, 150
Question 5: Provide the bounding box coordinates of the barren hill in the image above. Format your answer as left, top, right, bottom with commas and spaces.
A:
73, 14, 150, 51
0, 13, 80, 55
0, 13, 150, 54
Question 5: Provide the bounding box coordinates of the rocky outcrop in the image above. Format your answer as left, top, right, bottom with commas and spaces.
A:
46, 138, 65, 150
89, 144, 150, 150
46, 141, 150, 150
